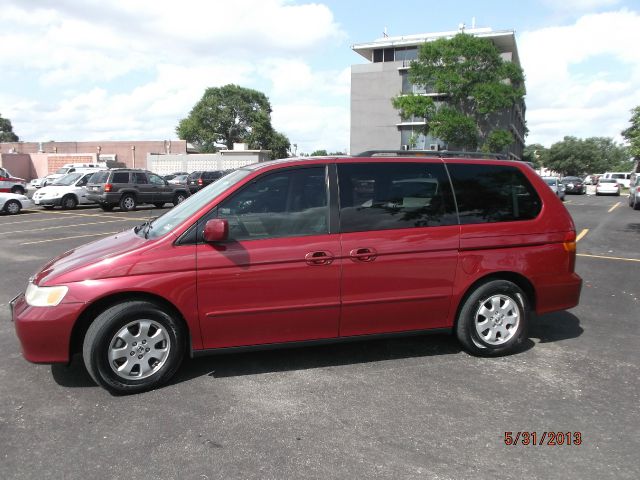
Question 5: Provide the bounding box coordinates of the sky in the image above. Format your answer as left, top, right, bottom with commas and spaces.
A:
1, 0, 639, 154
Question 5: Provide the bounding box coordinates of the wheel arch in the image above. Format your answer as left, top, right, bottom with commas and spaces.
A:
69, 291, 191, 359
453, 271, 536, 329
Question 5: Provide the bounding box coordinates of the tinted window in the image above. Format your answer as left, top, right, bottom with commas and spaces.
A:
149, 173, 165, 185
214, 167, 328, 241
90, 171, 110, 183
447, 164, 541, 224
111, 172, 130, 183
133, 172, 148, 184
338, 163, 457, 233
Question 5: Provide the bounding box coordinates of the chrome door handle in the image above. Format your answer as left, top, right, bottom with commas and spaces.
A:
349, 247, 377, 262
305, 251, 334, 266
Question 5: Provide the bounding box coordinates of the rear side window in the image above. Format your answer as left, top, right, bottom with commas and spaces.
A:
338, 162, 457, 233
90, 171, 110, 183
447, 164, 541, 224
111, 172, 130, 183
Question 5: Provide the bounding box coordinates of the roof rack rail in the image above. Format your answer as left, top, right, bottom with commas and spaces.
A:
355, 150, 507, 160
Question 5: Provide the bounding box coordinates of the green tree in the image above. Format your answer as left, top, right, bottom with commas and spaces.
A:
176, 84, 290, 158
311, 149, 328, 156
392, 33, 525, 152
545, 136, 631, 176
0, 113, 19, 142
621, 106, 640, 160
523, 143, 547, 169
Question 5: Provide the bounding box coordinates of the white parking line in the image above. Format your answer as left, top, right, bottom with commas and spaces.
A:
20, 231, 122, 245
576, 229, 589, 242
4, 219, 133, 235
608, 202, 621, 213
577, 253, 640, 263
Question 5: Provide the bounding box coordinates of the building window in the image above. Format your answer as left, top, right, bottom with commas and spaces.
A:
373, 49, 383, 63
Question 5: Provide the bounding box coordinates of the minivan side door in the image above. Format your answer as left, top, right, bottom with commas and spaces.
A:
196, 165, 341, 349
337, 161, 460, 336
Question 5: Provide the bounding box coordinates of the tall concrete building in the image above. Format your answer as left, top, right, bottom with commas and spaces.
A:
350, 27, 526, 159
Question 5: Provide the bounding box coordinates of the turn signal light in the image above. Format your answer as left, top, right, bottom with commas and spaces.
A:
563, 231, 576, 252
104, 183, 112, 192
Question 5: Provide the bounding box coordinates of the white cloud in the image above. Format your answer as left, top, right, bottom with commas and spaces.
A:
0, 0, 349, 152
520, 9, 640, 146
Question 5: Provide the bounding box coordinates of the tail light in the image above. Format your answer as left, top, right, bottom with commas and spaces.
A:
563, 230, 577, 272
198, 178, 203, 186
104, 183, 112, 192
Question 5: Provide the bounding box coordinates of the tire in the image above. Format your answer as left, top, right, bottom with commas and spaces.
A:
119, 194, 136, 211
153, 202, 165, 209
61, 194, 78, 210
82, 300, 185, 394
456, 279, 529, 356
634, 198, 640, 211
4, 199, 21, 215
100, 204, 115, 212
11, 186, 25, 195
173, 192, 187, 206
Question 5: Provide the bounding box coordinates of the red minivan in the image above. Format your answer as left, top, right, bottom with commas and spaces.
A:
11, 153, 582, 394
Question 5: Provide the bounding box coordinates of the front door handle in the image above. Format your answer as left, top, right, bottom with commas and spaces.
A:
349, 247, 377, 262
305, 251, 334, 266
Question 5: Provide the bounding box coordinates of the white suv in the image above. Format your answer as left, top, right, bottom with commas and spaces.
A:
33, 171, 100, 209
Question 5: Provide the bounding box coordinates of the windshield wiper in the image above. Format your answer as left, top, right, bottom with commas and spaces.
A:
135, 219, 153, 237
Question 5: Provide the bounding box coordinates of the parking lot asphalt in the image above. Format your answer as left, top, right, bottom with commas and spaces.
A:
0, 196, 638, 480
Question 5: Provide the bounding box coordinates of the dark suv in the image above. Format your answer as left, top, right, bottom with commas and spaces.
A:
86, 169, 190, 211
186, 170, 226, 194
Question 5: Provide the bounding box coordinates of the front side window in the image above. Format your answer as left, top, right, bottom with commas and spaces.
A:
338, 162, 457, 233
214, 166, 328, 241
447, 164, 542, 224
149, 173, 165, 185
134, 172, 148, 184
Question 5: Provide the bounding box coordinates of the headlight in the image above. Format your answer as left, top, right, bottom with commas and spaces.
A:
25, 283, 68, 307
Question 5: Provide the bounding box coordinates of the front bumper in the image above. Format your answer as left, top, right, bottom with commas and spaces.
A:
11, 293, 82, 364
33, 196, 62, 207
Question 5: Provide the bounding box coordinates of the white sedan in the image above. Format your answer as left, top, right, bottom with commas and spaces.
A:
0, 192, 35, 215
595, 178, 620, 196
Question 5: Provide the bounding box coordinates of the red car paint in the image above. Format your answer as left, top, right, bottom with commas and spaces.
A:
13, 156, 581, 364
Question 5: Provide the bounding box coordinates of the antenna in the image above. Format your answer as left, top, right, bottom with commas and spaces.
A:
383, 26, 388, 37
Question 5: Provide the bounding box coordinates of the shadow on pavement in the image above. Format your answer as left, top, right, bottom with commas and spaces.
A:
50, 310, 583, 390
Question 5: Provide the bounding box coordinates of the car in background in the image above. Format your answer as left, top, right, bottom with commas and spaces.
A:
602, 172, 632, 189
168, 174, 188, 185
0, 167, 27, 195
163, 172, 188, 182
32, 172, 99, 209
86, 168, 190, 211
628, 176, 640, 210
186, 170, 226, 194
0, 192, 34, 215
595, 178, 620, 196
542, 176, 565, 201
41, 163, 105, 187
560, 176, 586, 194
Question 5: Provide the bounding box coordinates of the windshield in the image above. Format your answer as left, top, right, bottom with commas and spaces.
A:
144, 168, 252, 239
562, 177, 581, 183
599, 179, 617, 184
52, 172, 83, 186
543, 178, 557, 186
55, 167, 70, 175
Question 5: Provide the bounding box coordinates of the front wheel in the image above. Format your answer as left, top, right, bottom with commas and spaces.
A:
456, 280, 529, 356
61, 195, 78, 210
4, 199, 21, 215
82, 301, 185, 394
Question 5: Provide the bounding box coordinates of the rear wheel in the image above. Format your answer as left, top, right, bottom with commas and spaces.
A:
119, 194, 136, 212
82, 300, 185, 394
61, 194, 78, 210
456, 280, 529, 356
634, 197, 640, 210
4, 199, 21, 215
173, 192, 187, 206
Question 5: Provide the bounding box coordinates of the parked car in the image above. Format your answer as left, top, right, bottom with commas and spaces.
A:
602, 172, 632, 189
186, 170, 226, 193
560, 176, 586, 194
1, 192, 34, 214
11, 152, 582, 394
595, 178, 620, 196
0, 167, 27, 195
33, 172, 100, 209
542, 176, 565, 201
168, 174, 188, 185
41, 163, 105, 187
627, 176, 640, 209
86, 169, 190, 211
163, 172, 189, 182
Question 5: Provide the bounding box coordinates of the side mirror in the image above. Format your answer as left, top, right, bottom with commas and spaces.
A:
203, 218, 229, 243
